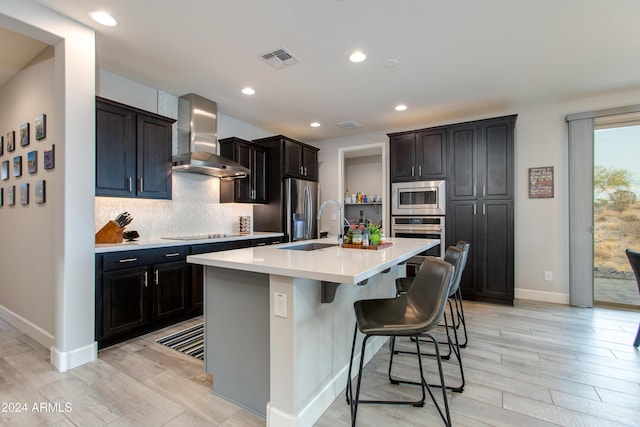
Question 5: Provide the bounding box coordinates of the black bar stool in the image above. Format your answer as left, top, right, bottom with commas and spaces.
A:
345, 257, 454, 426
393, 246, 466, 392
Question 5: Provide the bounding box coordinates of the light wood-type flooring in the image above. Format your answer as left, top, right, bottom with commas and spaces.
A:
0, 300, 638, 426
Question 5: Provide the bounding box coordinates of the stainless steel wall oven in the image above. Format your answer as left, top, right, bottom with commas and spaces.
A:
391, 215, 445, 275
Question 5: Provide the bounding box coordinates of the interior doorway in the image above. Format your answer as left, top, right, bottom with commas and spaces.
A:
593, 119, 640, 309
338, 143, 387, 233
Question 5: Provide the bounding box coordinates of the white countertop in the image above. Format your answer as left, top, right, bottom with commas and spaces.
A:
188, 237, 439, 284
95, 232, 283, 253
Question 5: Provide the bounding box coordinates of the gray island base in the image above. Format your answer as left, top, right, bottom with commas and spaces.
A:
188, 237, 439, 427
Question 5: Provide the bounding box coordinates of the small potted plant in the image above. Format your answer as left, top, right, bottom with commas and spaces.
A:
367, 223, 381, 245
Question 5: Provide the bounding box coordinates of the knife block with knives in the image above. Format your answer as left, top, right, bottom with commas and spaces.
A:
95, 212, 133, 244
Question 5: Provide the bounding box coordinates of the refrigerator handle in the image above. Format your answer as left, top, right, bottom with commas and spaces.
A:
304, 186, 312, 239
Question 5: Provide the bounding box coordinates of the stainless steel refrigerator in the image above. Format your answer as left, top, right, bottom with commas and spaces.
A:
253, 177, 318, 242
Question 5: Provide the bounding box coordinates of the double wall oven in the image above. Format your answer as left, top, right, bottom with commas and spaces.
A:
391, 180, 446, 274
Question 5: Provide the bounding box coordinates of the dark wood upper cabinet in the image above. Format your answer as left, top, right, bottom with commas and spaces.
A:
389, 129, 446, 181
220, 137, 268, 203
254, 135, 319, 182
96, 97, 175, 199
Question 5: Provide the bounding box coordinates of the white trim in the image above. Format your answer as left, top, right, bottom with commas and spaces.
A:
515, 288, 570, 305
50, 342, 98, 373
0, 304, 54, 349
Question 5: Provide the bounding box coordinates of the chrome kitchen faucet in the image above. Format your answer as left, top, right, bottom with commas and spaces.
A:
317, 200, 343, 247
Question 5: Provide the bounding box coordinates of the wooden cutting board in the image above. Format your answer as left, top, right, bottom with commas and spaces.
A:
342, 242, 393, 250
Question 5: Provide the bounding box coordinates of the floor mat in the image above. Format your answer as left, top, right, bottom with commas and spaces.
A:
155, 323, 204, 360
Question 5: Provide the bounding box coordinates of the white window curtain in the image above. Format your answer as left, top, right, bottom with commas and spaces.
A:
566, 104, 640, 307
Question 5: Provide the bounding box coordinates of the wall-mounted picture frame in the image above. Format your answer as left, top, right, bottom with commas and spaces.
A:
0, 187, 3, 207
1, 160, 8, 180
529, 166, 554, 199
44, 144, 55, 170
20, 182, 29, 205
20, 123, 30, 147
0, 135, 3, 156
13, 156, 22, 177
6, 131, 15, 152
7, 185, 15, 206
35, 180, 46, 204
35, 114, 46, 140
28, 150, 37, 174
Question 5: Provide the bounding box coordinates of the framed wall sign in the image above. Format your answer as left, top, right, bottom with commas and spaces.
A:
529, 166, 554, 199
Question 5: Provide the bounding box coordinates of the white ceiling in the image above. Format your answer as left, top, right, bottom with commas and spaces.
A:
6, 0, 640, 142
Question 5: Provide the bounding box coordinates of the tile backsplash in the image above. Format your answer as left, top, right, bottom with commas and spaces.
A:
95, 173, 253, 239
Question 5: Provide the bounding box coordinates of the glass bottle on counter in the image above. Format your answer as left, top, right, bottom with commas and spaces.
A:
358, 210, 365, 226
362, 226, 369, 247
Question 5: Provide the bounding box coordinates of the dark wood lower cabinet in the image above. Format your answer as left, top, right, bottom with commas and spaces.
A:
152, 261, 188, 321
101, 266, 148, 338
96, 239, 279, 348
448, 199, 514, 305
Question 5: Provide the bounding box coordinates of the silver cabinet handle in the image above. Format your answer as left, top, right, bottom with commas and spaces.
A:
304, 166, 307, 176
483, 185, 486, 197
419, 165, 422, 176
118, 258, 138, 263
144, 271, 148, 287
473, 185, 476, 197
154, 269, 159, 285
483, 203, 486, 216
128, 177, 133, 192
299, 165, 304, 175
139, 178, 144, 193
411, 166, 415, 177
164, 253, 181, 258
473, 203, 477, 216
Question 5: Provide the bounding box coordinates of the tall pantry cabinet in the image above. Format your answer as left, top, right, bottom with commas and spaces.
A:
447, 115, 516, 305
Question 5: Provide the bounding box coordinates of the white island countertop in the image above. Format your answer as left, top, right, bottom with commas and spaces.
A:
188, 237, 438, 284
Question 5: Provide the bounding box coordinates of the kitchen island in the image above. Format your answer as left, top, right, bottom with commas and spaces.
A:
188, 237, 439, 427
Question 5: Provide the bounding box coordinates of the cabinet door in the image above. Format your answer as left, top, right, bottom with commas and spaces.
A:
390, 134, 416, 181
137, 114, 173, 199
253, 146, 268, 203
283, 139, 303, 178
234, 142, 253, 202
416, 130, 446, 178
102, 266, 149, 338
302, 146, 318, 181
96, 101, 136, 196
152, 261, 188, 321
448, 125, 477, 199
447, 201, 479, 296
480, 200, 514, 301
479, 119, 514, 200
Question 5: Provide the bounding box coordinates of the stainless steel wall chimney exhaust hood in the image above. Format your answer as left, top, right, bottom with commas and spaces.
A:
172, 93, 250, 179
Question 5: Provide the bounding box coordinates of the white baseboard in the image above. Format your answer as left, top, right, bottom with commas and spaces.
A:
266, 335, 386, 427
51, 342, 97, 373
0, 304, 54, 348
515, 288, 570, 305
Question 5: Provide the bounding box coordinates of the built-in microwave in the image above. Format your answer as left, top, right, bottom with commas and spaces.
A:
391, 180, 445, 216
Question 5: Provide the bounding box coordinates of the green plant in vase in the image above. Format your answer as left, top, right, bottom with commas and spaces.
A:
367, 223, 381, 245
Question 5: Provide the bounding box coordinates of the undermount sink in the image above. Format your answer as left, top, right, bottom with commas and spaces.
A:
279, 243, 338, 251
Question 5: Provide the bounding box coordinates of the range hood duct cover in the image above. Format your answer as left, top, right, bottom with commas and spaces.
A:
172, 93, 250, 179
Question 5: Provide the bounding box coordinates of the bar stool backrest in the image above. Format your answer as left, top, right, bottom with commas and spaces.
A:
626, 248, 640, 294
443, 246, 464, 297
406, 257, 454, 331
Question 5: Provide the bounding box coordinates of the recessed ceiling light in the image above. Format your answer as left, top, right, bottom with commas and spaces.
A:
349, 50, 366, 63
310, 122, 321, 128
241, 87, 256, 95
395, 104, 408, 111
88, 10, 118, 27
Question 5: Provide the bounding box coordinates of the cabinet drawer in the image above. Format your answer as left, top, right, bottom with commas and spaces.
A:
148, 246, 189, 264
102, 251, 151, 271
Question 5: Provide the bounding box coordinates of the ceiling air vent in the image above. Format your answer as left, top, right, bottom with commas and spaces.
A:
337, 120, 362, 130
261, 47, 301, 69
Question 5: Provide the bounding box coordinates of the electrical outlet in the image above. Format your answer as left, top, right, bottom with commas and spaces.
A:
544, 271, 552, 282
274, 292, 287, 318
